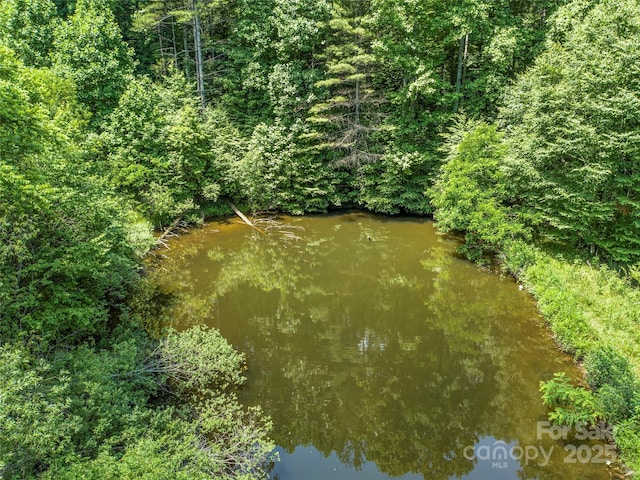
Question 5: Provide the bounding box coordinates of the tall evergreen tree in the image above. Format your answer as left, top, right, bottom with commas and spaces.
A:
307, 0, 385, 167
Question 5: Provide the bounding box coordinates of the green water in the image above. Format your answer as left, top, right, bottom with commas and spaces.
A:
150, 213, 614, 479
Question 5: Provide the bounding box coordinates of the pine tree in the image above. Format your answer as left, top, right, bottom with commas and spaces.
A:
307, 0, 385, 167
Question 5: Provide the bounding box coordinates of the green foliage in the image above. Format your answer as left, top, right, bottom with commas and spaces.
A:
23, 66, 90, 149
370, 0, 565, 154
0, 43, 275, 475
123, 0, 563, 218
122, 0, 564, 219
614, 417, 640, 474
430, 119, 527, 260
521, 257, 598, 356
516, 249, 640, 370
43, 401, 272, 480
500, 240, 543, 278
236, 122, 335, 214
0, 326, 274, 479
0, 45, 144, 339
0, 46, 89, 180
540, 372, 602, 427
214, 0, 329, 128
506, 244, 640, 469
154, 326, 246, 395
0, 339, 150, 477
357, 150, 433, 214
307, 1, 385, 166
0, 0, 58, 66
9, 0, 640, 476
53, 0, 133, 120
0, 344, 79, 478
501, 0, 640, 263
0, 46, 48, 163
585, 347, 640, 423
98, 75, 229, 225
0, 165, 143, 338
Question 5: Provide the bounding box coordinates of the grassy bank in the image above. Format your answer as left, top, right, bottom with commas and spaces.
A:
502, 241, 640, 474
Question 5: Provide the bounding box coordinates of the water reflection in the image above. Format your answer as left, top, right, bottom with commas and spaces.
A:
151, 213, 611, 480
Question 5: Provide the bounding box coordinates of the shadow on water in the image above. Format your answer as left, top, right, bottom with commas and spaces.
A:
149, 213, 613, 480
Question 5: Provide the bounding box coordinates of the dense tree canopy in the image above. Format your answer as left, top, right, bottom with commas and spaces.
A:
501, 0, 640, 263
0, 0, 58, 67
53, 0, 134, 120
3, 0, 640, 476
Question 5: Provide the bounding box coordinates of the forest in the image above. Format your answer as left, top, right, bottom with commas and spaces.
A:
1, 0, 640, 478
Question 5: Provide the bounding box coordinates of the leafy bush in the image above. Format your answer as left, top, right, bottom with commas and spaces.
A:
235, 121, 335, 214
519, 258, 597, 356
500, 240, 542, 278
501, 0, 640, 264
357, 150, 433, 214
585, 347, 640, 424
52, 0, 133, 120
614, 417, 640, 474
145, 326, 247, 396
0, 344, 79, 478
99, 75, 231, 225
430, 118, 528, 260
0, 327, 274, 479
0, 0, 58, 67
509, 247, 640, 470
540, 372, 602, 428
0, 166, 144, 339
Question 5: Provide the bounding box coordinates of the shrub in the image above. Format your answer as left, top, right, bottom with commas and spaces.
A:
585, 347, 640, 423
430, 119, 527, 260
540, 372, 602, 428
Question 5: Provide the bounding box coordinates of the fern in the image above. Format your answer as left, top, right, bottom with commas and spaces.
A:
540, 372, 602, 427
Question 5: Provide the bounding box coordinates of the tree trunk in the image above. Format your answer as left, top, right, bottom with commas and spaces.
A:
462, 33, 469, 86
227, 201, 267, 236
171, 20, 178, 68
157, 23, 166, 75
183, 23, 190, 79
192, 0, 206, 109
453, 34, 467, 113
355, 79, 360, 124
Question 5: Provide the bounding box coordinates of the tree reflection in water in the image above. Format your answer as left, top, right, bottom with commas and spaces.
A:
150, 213, 610, 480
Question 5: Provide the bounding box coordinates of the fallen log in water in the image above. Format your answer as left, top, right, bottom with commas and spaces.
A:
227, 201, 267, 236
156, 217, 183, 247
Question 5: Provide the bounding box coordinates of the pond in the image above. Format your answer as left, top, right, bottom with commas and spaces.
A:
150, 213, 614, 480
